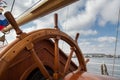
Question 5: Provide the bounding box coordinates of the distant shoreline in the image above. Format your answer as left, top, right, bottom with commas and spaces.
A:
84, 54, 120, 58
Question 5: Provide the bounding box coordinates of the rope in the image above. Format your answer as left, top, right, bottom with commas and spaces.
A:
61, 6, 69, 51
16, 0, 41, 18
10, 0, 15, 13
112, 8, 120, 76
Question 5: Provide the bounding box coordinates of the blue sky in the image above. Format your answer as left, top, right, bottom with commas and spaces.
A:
0, 0, 120, 55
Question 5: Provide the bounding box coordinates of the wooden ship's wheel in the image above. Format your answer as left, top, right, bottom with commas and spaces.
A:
0, 12, 86, 80
0, 0, 120, 79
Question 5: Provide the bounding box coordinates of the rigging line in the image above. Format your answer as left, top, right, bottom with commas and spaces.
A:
61, 6, 69, 51
64, 6, 69, 32
112, 8, 120, 76
10, 0, 15, 13
16, 0, 41, 19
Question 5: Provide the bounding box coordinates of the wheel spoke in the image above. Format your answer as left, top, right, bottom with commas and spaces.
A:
63, 33, 79, 75
30, 48, 51, 79
63, 47, 74, 75
2, 12, 87, 80
53, 37, 60, 80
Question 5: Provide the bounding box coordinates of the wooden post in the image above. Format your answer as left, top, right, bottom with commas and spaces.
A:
54, 13, 59, 29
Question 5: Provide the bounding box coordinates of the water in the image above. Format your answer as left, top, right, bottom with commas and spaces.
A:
72, 57, 120, 78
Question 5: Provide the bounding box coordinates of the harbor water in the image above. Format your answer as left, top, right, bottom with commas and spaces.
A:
72, 57, 120, 78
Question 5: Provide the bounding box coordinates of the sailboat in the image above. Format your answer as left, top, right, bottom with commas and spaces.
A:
0, 0, 120, 80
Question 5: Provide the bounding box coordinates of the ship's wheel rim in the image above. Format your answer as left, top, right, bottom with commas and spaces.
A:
0, 28, 86, 78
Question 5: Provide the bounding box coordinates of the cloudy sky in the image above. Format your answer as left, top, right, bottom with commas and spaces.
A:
0, 0, 120, 55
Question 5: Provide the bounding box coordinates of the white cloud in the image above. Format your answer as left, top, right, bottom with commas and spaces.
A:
79, 29, 98, 36
61, 0, 120, 33
65, 29, 98, 38
97, 36, 116, 43
62, 0, 108, 31
78, 39, 115, 54
22, 26, 36, 33
78, 41, 100, 53
1, 0, 120, 55
33, 16, 54, 29
99, 0, 120, 26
